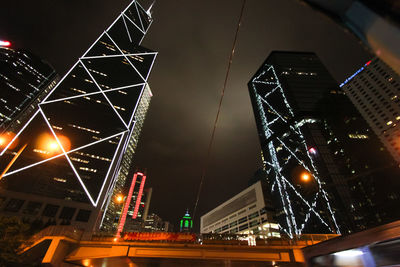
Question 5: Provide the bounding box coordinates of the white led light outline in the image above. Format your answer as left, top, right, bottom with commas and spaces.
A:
4, 119, 127, 179
122, 15, 133, 43
104, 0, 138, 34
126, 84, 145, 128
41, 61, 80, 103
79, 59, 129, 130
136, 0, 154, 32
251, 64, 340, 236
40, 108, 130, 207
0, 109, 40, 156
41, 83, 145, 105
82, 51, 157, 60
100, 119, 138, 212
38, 108, 95, 206
123, 13, 146, 34
144, 52, 157, 81
134, 1, 145, 32
104, 32, 147, 83
86, 130, 125, 206
82, 31, 111, 59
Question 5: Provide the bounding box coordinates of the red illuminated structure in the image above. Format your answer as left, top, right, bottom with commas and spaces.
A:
116, 171, 147, 237
132, 172, 146, 219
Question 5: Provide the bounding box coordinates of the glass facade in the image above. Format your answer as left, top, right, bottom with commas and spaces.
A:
249, 51, 400, 237
0, 47, 58, 133
0, 0, 156, 231
248, 52, 343, 237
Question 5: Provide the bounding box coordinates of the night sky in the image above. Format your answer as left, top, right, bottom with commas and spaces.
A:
0, 0, 371, 230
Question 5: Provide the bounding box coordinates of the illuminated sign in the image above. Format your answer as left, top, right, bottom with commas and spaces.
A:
340, 60, 373, 88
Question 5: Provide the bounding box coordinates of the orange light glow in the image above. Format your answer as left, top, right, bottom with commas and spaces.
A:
82, 259, 91, 267
301, 173, 311, 182
0, 132, 18, 150
36, 133, 71, 156
115, 194, 124, 203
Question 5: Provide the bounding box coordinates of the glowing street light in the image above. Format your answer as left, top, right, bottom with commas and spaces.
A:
301, 172, 311, 182
115, 194, 124, 203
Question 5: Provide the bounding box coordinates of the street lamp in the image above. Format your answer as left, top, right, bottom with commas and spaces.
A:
115, 194, 124, 203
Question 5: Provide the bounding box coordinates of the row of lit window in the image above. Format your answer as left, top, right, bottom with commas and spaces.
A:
69, 123, 100, 134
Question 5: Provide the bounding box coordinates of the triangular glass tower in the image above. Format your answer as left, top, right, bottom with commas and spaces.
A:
0, 0, 156, 232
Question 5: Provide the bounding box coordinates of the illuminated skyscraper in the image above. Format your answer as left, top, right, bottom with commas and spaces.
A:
248, 52, 344, 237
341, 58, 400, 163
249, 51, 400, 236
0, 44, 58, 133
0, 1, 156, 232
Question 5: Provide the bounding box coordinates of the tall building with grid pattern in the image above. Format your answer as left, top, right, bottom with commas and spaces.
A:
0, 0, 156, 233
249, 51, 400, 236
341, 58, 400, 163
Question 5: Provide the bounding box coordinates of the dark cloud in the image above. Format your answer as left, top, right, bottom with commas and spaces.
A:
0, 0, 371, 230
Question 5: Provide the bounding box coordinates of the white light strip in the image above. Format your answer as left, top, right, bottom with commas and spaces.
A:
82, 31, 109, 59
134, 1, 145, 32
0, 110, 40, 156
251, 63, 340, 236
38, 108, 96, 206
144, 52, 157, 81
4, 123, 127, 178
104, 32, 147, 83
127, 85, 145, 128
123, 13, 146, 34
41, 82, 145, 105
91, 132, 125, 205
79, 59, 129, 129
41, 61, 80, 103
81, 52, 157, 60
104, 1, 135, 33
122, 14, 133, 43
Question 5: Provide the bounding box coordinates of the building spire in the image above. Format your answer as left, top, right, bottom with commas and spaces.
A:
146, 0, 156, 17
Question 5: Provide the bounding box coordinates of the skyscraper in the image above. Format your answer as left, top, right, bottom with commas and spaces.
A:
248, 52, 344, 237
249, 51, 400, 236
341, 58, 400, 163
0, 43, 58, 133
0, 0, 157, 233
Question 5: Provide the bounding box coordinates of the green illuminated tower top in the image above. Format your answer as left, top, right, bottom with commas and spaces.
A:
180, 210, 193, 232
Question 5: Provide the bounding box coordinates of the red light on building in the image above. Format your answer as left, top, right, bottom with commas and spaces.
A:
132, 174, 146, 219
365, 60, 372, 66
0, 40, 11, 47
116, 172, 138, 238
308, 147, 317, 155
